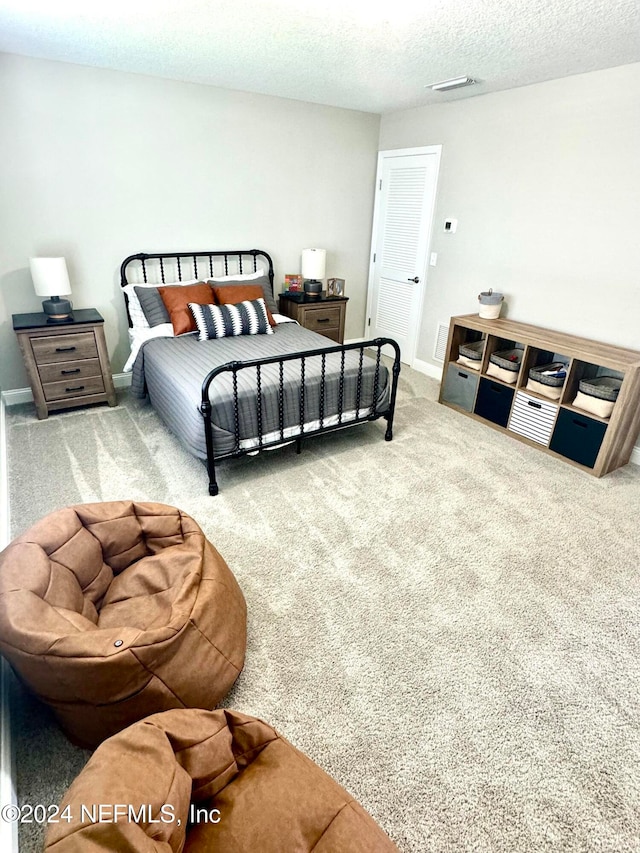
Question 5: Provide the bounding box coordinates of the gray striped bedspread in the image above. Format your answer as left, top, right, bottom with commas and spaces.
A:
131, 323, 391, 459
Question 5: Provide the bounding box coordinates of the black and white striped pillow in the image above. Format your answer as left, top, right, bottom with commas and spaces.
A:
188, 298, 274, 341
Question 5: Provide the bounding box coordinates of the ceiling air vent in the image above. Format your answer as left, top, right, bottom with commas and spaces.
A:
426, 76, 476, 92
433, 322, 449, 362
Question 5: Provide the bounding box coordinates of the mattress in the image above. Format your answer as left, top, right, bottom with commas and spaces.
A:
131, 323, 391, 459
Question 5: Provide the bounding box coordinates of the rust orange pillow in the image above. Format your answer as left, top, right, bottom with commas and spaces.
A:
212, 284, 276, 327
159, 283, 214, 335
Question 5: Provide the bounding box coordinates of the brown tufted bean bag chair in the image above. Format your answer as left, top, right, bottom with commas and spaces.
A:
44, 708, 399, 852
0, 501, 246, 748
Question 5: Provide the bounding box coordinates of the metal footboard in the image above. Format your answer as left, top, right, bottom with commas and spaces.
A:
200, 338, 401, 495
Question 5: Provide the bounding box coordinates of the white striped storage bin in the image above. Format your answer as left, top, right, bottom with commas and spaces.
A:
508, 391, 558, 446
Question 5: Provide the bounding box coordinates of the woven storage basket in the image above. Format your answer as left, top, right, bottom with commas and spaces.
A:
459, 340, 484, 361
529, 362, 567, 388
578, 376, 622, 401
478, 289, 504, 319
489, 348, 522, 372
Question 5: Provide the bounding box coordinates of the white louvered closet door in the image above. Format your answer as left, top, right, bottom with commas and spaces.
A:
368, 148, 441, 363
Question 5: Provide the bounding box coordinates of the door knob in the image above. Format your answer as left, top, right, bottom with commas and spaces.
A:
407, 276, 420, 283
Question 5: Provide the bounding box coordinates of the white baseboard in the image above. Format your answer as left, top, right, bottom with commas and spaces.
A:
0, 393, 18, 853
0, 387, 32, 406
2, 373, 132, 407
411, 357, 443, 381
113, 372, 133, 389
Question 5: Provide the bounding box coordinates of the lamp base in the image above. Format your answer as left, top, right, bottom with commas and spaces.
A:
303, 279, 322, 299
42, 296, 72, 321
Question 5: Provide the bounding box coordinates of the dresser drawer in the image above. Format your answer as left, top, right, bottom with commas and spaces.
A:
508, 391, 558, 446
43, 375, 106, 403
304, 306, 341, 333
38, 357, 102, 384
32, 332, 98, 364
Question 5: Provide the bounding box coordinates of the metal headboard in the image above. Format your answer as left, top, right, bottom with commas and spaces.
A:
120, 249, 275, 327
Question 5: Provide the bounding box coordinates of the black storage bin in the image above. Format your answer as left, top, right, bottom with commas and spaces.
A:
441, 363, 479, 412
474, 378, 515, 428
549, 408, 608, 469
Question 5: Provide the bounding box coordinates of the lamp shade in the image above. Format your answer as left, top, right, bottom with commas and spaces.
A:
301, 248, 326, 281
29, 257, 72, 297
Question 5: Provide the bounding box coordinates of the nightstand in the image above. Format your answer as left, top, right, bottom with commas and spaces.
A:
12, 309, 117, 419
278, 292, 348, 343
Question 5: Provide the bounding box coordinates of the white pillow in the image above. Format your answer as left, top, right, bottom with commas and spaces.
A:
123, 279, 200, 328
124, 323, 174, 371
208, 269, 265, 283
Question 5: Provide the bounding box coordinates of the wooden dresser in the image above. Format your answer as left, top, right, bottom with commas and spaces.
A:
13, 309, 117, 419
278, 292, 348, 343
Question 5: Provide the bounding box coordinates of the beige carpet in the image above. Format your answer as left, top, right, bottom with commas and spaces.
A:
6, 365, 640, 852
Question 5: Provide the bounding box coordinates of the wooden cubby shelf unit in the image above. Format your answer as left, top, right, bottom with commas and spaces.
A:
439, 314, 640, 477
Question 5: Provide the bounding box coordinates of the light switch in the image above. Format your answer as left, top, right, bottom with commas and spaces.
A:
444, 219, 458, 233
430, 253, 438, 266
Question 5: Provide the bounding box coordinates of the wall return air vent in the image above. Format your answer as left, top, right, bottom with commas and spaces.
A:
433, 322, 449, 362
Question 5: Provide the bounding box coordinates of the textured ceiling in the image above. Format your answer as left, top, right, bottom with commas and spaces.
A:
0, 0, 639, 113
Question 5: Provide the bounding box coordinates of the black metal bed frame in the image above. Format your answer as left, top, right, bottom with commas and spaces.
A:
120, 249, 401, 495
120, 248, 274, 328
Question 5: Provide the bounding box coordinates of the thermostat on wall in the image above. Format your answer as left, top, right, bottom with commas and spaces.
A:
444, 219, 458, 233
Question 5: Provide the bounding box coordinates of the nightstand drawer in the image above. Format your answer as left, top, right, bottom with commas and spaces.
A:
305, 306, 341, 333
43, 375, 106, 403
320, 329, 341, 343
32, 332, 98, 364
38, 358, 102, 384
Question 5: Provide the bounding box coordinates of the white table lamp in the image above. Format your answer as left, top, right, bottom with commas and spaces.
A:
301, 248, 326, 298
30, 257, 73, 321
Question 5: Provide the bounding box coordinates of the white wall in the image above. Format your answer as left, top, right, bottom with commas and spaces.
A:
0, 53, 380, 390
379, 63, 640, 365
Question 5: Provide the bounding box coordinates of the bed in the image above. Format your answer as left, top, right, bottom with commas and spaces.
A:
121, 249, 401, 495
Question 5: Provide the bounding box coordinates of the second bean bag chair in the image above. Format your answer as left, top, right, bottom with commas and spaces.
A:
44, 707, 400, 852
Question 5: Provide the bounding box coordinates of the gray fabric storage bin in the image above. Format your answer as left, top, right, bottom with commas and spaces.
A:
458, 340, 484, 362
490, 348, 522, 371
442, 363, 479, 412
578, 376, 622, 401
529, 362, 567, 387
